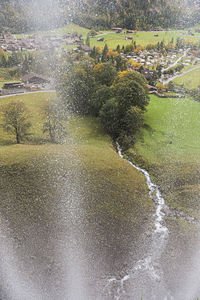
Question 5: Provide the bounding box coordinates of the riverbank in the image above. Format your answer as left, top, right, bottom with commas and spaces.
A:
126, 94, 200, 298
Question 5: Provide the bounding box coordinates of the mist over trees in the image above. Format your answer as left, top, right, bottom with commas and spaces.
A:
62, 0, 200, 30
0, 0, 67, 33
0, 0, 199, 33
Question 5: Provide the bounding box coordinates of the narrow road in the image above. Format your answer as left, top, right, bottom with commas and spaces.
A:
95, 32, 112, 37
163, 65, 200, 85
162, 49, 188, 73
0, 90, 56, 99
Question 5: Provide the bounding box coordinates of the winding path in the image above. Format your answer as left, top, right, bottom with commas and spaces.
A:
161, 49, 188, 73
161, 48, 200, 86
163, 64, 200, 85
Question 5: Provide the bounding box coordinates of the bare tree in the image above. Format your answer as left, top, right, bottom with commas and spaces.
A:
43, 100, 67, 143
1, 101, 31, 144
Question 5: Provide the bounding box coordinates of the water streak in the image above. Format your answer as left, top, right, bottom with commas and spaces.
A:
106, 143, 170, 299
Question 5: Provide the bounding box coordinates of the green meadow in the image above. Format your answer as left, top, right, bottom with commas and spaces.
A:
173, 68, 200, 89
17, 23, 200, 49
0, 92, 153, 239
134, 95, 200, 163
90, 30, 200, 49
131, 94, 200, 282
0, 92, 56, 146
130, 95, 200, 218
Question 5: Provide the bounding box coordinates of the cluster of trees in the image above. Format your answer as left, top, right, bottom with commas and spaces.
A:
89, 44, 126, 71
0, 0, 67, 33
0, 50, 31, 69
187, 88, 200, 102
68, 0, 200, 30
0, 49, 58, 79
57, 57, 149, 149
0, 0, 28, 33
179, 86, 200, 102
1, 0, 200, 34
1, 100, 66, 144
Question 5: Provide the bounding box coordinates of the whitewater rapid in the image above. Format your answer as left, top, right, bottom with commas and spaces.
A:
105, 143, 170, 299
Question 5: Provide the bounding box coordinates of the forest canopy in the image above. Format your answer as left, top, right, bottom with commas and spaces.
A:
67, 0, 200, 30
0, 0, 199, 33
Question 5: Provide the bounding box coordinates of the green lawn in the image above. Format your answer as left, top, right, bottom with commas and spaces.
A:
0, 93, 154, 283
173, 68, 200, 89
16, 23, 200, 49
90, 30, 200, 49
130, 95, 200, 285
0, 92, 56, 145
130, 95, 200, 219
0, 92, 153, 236
134, 95, 200, 163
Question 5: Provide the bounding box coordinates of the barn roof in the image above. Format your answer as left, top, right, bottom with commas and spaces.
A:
22, 72, 50, 83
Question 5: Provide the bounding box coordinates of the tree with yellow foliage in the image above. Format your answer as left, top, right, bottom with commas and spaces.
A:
128, 59, 142, 70
156, 82, 166, 92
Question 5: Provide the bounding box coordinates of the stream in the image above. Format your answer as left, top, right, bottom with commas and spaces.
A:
105, 143, 172, 299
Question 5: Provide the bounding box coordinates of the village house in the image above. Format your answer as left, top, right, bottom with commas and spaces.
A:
147, 85, 158, 93
112, 27, 123, 32
140, 68, 158, 82
22, 73, 50, 85
7, 44, 19, 51
125, 36, 133, 40
78, 45, 93, 53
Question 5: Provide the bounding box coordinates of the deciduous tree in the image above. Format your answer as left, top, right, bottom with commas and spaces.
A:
1, 101, 31, 144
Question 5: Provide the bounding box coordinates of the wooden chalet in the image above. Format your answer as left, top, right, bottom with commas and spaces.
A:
22, 73, 50, 84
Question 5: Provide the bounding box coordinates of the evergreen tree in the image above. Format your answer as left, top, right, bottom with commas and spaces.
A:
86, 33, 90, 47
101, 44, 109, 62
116, 44, 121, 53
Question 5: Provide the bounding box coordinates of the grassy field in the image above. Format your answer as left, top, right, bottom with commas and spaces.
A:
0, 92, 154, 266
173, 68, 200, 89
90, 30, 200, 49
134, 95, 200, 163
129, 95, 200, 219
130, 94, 200, 290
16, 23, 90, 40
0, 92, 56, 145
16, 23, 200, 50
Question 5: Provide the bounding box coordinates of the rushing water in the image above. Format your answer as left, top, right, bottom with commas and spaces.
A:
105, 143, 171, 299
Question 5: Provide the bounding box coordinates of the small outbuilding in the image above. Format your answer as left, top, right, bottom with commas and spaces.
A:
3, 82, 24, 89
78, 45, 93, 52
126, 36, 133, 40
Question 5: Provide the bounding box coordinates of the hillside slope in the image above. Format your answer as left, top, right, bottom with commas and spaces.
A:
70, 0, 200, 29
0, 92, 154, 298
